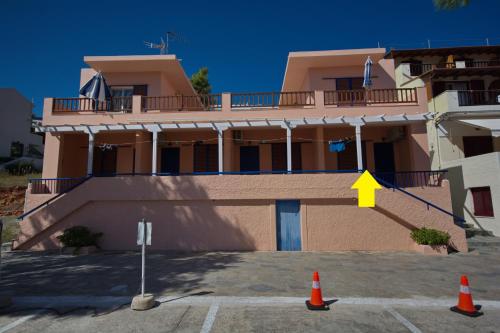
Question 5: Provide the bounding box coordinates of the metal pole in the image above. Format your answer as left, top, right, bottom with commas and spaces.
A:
141, 218, 146, 297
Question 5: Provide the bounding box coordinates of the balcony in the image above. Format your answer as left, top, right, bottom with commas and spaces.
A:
42, 88, 427, 127
433, 90, 500, 117
404, 60, 500, 77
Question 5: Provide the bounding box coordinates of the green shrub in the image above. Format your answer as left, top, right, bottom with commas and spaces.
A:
410, 227, 450, 246
57, 226, 103, 249
4, 161, 39, 176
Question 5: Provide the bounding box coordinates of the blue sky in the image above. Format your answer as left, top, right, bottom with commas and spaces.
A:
1, 0, 500, 116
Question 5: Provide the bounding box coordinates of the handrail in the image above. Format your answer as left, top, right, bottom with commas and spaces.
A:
373, 175, 465, 224
17, 176, 92, 220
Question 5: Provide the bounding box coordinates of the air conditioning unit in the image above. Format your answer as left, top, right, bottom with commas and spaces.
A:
233, 130, 243, 143
386, 127, 406, 142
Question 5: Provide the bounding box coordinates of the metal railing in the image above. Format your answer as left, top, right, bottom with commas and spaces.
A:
324, 88, 417, 106
457, 90, 500, 106
373, 171, 446, 188
18, 176, 92, 220
30, 177, 89, 194
52, 97, 133, 113
231, 91, 315, 109
142, 94, 222, 111
373, 174, 465, 225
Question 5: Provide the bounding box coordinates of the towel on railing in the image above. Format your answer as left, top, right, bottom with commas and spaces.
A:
329, 140, 349, 153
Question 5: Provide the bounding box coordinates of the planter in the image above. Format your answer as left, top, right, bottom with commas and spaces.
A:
414, 244, 448, 255
61, 245, 98, 255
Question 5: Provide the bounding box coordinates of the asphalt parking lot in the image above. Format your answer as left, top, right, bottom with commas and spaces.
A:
1, 236, 499, 332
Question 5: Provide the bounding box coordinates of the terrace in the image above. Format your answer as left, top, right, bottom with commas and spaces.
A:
42, 88, 426, 127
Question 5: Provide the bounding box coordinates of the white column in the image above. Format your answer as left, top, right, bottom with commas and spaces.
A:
286, 126, 292, 173
152, 130, 158, 175
218, 129, 223, 174
354, 124, 363, 171
87, 132, 95, 176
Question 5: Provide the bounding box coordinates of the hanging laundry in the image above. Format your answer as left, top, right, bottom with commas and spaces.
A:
329, 140, 347, 153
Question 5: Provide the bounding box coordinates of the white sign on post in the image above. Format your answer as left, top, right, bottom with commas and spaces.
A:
137, 221, 152, 245
137, 219, 152, 297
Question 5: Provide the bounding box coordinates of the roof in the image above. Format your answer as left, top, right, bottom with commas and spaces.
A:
84, 55, 195, 95
282, 48, 386, 91
385, 45, 500, 59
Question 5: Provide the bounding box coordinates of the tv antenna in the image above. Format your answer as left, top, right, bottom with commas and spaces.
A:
144, 31, 187, 55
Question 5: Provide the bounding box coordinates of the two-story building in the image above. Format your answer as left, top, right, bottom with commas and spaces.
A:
14, 49, 467, 253
387, 45, 500, 236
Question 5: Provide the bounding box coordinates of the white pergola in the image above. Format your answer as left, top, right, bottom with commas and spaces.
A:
35, 113, 431, 176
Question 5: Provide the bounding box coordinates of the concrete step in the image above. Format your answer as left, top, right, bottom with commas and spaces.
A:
465, 228, 494, 238
467, 235, 500, 249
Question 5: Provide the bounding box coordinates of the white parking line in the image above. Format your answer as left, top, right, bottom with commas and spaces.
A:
200, 302, 219, 333
386, 307, 422, 333
0, 309, 45, 333
11, 295, 500, 309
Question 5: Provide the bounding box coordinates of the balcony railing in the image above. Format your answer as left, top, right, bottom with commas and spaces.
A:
231, 91, 315, 109
142, 94, 222, 112
52, 97, 133, 113
457, 90, 500, 106
407, 60, 500, 76
30, 177, 88, 194
324, 88, 418, 106
374, 171, 446, 188
50, 88, 423, 114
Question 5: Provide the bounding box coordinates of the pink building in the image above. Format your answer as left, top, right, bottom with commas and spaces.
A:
15, 48, 467, 253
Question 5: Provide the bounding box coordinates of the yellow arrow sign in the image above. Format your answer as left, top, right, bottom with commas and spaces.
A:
351, 170, 382, 207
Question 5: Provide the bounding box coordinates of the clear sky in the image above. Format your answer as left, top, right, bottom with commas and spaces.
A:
1, 0, 499, 116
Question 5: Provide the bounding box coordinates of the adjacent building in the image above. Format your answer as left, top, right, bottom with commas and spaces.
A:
14, 50, 467, 252
0, 88, 43, 159
387, 45, 500, 236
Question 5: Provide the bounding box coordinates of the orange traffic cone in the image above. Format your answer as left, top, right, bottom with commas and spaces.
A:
450, 275, 483, 317
305, 272, 329, 311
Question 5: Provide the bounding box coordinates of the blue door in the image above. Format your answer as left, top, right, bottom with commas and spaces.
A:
276, 200, 301, 251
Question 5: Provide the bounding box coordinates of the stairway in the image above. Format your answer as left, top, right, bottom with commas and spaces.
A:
462, 223, 494, 238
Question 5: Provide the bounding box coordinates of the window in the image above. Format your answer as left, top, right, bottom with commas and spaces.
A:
471, 187, 494, 217
462, 136, 493, 158
193, 144, 218, 172
110, 86, 133, 112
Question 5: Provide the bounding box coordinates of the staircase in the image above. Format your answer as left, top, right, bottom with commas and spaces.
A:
463, 223, 494, 238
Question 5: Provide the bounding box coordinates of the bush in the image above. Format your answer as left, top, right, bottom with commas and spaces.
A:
410, 227, 450, 246
4, 161, 37, 176
57, 226, 103, 249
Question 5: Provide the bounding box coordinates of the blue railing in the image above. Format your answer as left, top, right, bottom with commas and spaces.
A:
18, 176, 92, 220
29, 177, 89, 194
373, 175, 465, 224
373, 170, 446, 188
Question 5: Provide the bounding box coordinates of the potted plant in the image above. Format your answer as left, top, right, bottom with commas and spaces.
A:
410, 227, 450, 255
57, 226, 103, 255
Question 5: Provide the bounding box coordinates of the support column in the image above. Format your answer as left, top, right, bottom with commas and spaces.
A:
218, 129, 223, 174
286, 127, 292, 172
354, 124, 363, 171
281, 122, 295, 173
151, 130, 158, 175
315, 127, 325, 170
86, 132, 95, 176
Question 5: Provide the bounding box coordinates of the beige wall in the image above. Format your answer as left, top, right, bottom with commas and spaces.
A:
304, 60, 396, 91
444, 152, 500, 236
80, 69, 180, 97
15, 173, 466, 253
0, 88, 43, 157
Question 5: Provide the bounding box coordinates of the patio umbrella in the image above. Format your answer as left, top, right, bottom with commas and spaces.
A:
362, 56, 373, 89
79, 72, 111, 102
